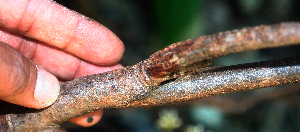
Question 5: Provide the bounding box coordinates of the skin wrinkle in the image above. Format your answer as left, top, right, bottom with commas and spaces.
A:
71, 60, 86, 80
53, 1, 83, 49
53, 3, 82, 51
1, 44, 28, 98
10, 52, 27, 94
19, 49, 35, 95
16, 0, 34, 35
61, 50, 83, 80
62, 15, 85, 52
21, 39, 38, 60
0, 30, 22, 49
70, 18, 92, 58
15, 38, 26, 55
16, 38, 36, 59
17, 54, 31, 93
30, 43, 43, 67
101, 29, 117, 63
0, 29, 39, 60
32, 43, 80, 80
12, 35, 23, 51
29, 0, 55, 45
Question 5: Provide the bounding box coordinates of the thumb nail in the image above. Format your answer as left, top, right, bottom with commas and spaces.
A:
34, 66, 60, 107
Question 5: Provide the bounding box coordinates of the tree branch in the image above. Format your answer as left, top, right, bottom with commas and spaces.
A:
1, 22, 300, 131
129, 56, 300, 108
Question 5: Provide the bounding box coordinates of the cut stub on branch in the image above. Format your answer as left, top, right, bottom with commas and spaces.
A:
1, 22, 300, 131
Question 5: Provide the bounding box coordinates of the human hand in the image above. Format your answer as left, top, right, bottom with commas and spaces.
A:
0, 0, 124, 127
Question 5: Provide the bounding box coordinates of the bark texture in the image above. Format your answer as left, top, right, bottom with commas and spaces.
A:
1, 22, 300, 131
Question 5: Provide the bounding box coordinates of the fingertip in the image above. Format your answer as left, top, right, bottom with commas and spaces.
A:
34, 66, 60, 108
68, 110, 103, 127
97, 26, 125, 65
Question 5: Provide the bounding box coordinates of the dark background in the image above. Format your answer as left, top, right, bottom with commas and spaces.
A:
54, 0, 300, 131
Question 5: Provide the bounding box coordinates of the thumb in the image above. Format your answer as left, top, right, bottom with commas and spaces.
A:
0, 42, 60, 109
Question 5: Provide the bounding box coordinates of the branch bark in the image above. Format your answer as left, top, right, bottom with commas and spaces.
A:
1, 22, 300, 131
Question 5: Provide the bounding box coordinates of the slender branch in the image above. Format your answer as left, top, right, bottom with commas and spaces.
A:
1, 22, 300, 131
128, 56, 300, 108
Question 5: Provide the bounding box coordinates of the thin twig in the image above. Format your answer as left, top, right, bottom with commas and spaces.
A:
129, 56, 300, 108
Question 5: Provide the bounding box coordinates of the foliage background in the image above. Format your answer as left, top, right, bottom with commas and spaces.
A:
55, 0, 300, 131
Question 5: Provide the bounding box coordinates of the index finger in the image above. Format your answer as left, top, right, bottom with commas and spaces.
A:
0, 0, 124, 65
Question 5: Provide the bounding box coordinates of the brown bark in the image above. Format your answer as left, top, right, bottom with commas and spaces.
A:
1, 22, 300, 131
